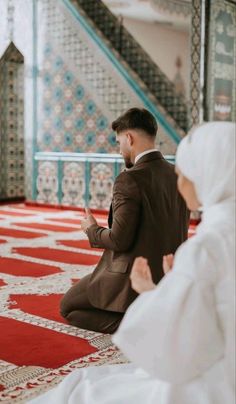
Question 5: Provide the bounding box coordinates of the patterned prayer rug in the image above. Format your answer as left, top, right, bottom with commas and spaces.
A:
0, 204, 127, 403
0, 203, 196, 403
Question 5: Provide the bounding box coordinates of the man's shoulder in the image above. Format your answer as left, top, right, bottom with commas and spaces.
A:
114, 158, 175, 184
115, 168, 146, 184
130, 157, 175, 177
115, 169, 135, 182
114, 170, 140, 196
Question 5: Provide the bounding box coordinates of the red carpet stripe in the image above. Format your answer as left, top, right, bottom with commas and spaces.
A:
0, 316, 97, 368
57, 239, 103, 252
0, 228, 47, 238
0, 239, 7, 244
10, 205, 63, 212
0, 257, 62, 277
0, 209, 34, 217
13, 222, 80, 232
9, 294, 67, 323
13, 247, 101, 265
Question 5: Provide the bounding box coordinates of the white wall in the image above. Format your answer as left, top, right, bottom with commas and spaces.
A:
123, 18, 190, 99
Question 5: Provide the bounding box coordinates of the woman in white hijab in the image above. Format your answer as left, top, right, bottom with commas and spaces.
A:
30, 122, 235, 404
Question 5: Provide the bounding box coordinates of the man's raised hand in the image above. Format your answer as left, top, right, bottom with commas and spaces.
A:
81, 207, 97, 235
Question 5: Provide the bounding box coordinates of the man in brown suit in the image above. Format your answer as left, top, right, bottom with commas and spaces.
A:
60, 108, 189, 333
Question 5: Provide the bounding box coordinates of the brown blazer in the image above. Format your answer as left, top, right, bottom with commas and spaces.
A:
87, 151, 189, 312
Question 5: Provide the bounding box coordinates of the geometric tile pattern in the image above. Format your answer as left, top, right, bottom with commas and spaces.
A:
62, 162, 86, 207
35, 155, 124, 209
45, 0, 131, 114
38, 42, 119, 154
32, 0, 179, 206
89, 162, 114, 209
189, 0, 203, 127
36, 161, 59, 205
35, 153, 174, 208
0, 42, 24, 200
38, 0, 179, 153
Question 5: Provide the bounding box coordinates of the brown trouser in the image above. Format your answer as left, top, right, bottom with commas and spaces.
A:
60, 274, 123, 334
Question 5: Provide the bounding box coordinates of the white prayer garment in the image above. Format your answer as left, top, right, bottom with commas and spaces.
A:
29, 122, 235, 404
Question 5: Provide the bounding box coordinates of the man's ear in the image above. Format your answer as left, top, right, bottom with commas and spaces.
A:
127, 132, 134, 146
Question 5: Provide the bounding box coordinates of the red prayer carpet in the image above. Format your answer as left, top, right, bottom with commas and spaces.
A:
0, 203, 196, 402
0, 203, 125, 403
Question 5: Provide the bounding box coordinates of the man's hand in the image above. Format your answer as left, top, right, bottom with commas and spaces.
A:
81, 208, 97, 235
163, 254, 174, 275
130, 257, 155, 294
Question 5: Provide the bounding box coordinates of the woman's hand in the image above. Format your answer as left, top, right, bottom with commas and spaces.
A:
130, 257, 155, 294
163, 254, 174, 275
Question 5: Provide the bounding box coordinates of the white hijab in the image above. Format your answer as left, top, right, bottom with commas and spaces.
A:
175, 121, 235, 209
176, 121, 235, 387
114, 122, 235, 392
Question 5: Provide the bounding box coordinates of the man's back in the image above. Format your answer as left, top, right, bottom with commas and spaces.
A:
127, 151, 188, 282
87, 152, 189, 312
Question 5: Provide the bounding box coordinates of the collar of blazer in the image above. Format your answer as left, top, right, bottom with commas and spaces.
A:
134, 151, 164, 166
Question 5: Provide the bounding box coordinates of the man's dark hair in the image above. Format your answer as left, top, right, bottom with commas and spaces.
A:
112, 108, 158, 137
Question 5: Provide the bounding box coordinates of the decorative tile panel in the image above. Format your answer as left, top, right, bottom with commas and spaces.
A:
62, 162, 86, 206
38, 43, 119, 154
0, 42, 24, 200
34, 153, 175, 209
89, 162, 114, 209
189, 0, 202, 127
36, 161, 59, 204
